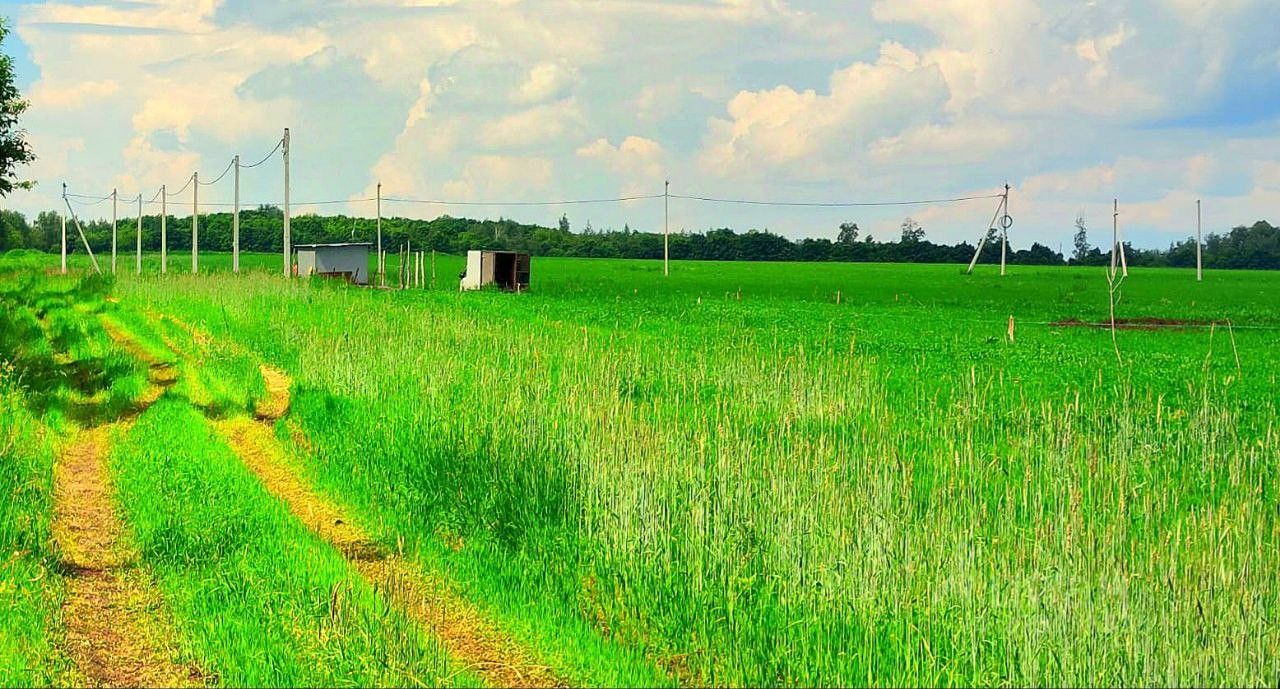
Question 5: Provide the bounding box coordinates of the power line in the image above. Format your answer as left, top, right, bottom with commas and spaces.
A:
668, 192, 1004, 208
240, 138, 284, 168
198, 158, 236, 186
383, 194, 664, 207
169, 173, 196, 196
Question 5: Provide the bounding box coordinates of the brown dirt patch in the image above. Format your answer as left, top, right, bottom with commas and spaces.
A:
253, 365, 292, 421
213, 416, 565, 688
1050, 317, 1211, 331
98, 317, 178, 386
53, 425, 203, 688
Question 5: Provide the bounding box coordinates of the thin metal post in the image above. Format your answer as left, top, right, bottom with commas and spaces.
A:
376, 181, 383, 278
283, 128, 291, 277
111, 189, 118, 274
663, 179, 670, 276
136, 194, 142, 274
160, 186, 167, 274
1196, 199, 1202, 282
192, 172, 199, 274
233, 155, 240, 274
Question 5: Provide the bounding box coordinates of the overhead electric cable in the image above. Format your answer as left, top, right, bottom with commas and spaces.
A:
382, 193, 663, 207
240, 138, 284, 168
198, 158, 236, 185
668, 192, 1003, 208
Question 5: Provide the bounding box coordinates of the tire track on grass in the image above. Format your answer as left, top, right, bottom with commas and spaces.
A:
139, 311, 568, 686
215, 379, 566, 688
53, 323, 201, 688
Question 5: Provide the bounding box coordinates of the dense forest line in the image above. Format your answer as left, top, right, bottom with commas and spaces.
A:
2, 206, 1278, 269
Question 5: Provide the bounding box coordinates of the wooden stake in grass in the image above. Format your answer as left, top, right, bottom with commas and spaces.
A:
1007, 315, 1015, 343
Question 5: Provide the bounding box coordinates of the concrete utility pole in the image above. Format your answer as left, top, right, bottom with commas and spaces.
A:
283, 128, 291, 277
136, 194, 142, 274
376, 181, 383, 279
1111, 199, 1128, 278
663, 179, 670, 276
192, 172, 199, 274
999, 183, 1009, 277
1196, 199, 1203, 282
233, 155, 241, 274
60, 211, 67, 274
160, 185, 167, 274
111, 189, 118, 274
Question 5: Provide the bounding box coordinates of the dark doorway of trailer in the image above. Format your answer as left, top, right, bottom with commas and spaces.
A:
493, 251, 517, 290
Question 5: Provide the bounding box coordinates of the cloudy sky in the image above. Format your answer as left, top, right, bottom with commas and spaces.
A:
4, 0, 1279, 250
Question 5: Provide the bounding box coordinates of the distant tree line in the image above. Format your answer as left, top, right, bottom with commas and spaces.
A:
4, 207, 1278, 270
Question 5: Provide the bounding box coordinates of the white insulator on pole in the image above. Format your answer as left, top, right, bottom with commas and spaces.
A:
283, 128, 291, 277
234, 155, 241, 274
192, 172, 199, 274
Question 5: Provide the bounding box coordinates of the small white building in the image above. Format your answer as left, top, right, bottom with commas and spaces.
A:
459, 250, 531, 291
295, 242, 371, 285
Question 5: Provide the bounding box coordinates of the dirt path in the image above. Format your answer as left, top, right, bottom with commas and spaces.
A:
48, 318, 203, 687
53, 424, 202, 688
253, 365, 291, 420
214, 416, 565, 688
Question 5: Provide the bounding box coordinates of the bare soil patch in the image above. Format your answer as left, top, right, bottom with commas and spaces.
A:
253, 365, 292, 421
53, 425, 203, 688
214, 416, 565, 688
1050, 317, 1211, 331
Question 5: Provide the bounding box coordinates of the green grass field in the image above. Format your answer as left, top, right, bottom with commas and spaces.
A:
2, 250, 1277, 686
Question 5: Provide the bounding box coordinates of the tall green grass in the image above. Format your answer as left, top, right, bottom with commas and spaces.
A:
108, 259, 1280, 686
0, 267, 147, 685
112, 398, 472, 687
0, 363, 70, 686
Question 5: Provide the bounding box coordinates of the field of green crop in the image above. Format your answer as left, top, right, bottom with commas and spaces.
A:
1, 249, 1277, 687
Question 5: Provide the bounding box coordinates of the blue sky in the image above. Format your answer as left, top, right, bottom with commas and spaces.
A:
3, 0, 1279, 250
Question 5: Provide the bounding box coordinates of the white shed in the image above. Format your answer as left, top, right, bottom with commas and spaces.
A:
295, 242, 371, 285
459, 250, 530, 291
